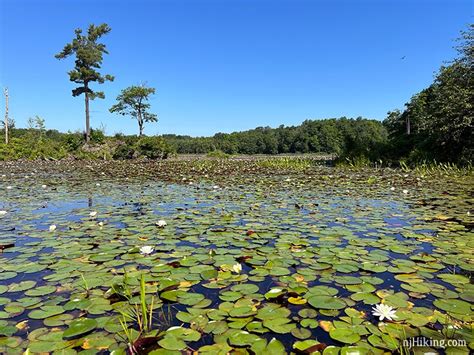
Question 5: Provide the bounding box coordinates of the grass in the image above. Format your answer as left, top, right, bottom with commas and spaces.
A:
116, 273, 158, 353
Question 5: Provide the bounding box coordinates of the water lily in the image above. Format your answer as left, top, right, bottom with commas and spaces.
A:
49, 225, 57, 232
0, 210, 7, 216
89, 211, 98, 218
139, 246, 154, 255
372, 303, 398, 321
41, 184, 47, 189
402, 189, 408, 194
156, 220, 167, 227
232, 263, 242, 274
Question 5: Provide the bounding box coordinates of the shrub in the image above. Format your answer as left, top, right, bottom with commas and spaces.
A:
206, 150, 230, 159
113, 143, 135, 160
135, 136, 173, 159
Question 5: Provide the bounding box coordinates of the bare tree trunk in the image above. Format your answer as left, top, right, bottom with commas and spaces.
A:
3, 88, 8, 145
85, 84, 90, 143
138, 109, 143, 137
406, 116, 411, 135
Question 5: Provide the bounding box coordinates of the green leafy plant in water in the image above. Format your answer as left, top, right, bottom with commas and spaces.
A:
258, 156, 316, 171
115, 273, 157, 353
80, 273, 90, 297
206, 150, 231, 159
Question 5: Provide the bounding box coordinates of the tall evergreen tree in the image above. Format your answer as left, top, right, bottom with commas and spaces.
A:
55, 24, 114, 142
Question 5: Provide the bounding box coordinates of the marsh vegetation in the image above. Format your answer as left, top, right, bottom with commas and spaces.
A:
0, 159, 472, 354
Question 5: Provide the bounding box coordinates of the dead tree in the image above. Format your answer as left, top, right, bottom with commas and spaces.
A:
3, 88, 8, 144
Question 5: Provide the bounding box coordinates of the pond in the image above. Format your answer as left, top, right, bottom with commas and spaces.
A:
0, 160, 472, 354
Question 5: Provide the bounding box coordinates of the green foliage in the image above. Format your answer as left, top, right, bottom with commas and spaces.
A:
0, 127, 174, 161
110, 84, 157, 136
257, 157, 316, 171
0, 137, 67, 160
135, 136, 172, 159
55, 23, 114, 142
163, 117, 388, 157
206, 150, 230, 159
90, 128, 105, 144
55, 23, 114, 99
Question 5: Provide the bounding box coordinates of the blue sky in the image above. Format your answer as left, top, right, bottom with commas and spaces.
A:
0, 0, 471, 136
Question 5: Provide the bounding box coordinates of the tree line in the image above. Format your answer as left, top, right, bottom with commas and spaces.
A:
163, 117, 387, 159
164, 24, 473, 164
1, 23, 472, 164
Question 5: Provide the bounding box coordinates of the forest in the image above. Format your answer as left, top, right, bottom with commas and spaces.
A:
0, 3, 473, 354
1, 25, 472, 165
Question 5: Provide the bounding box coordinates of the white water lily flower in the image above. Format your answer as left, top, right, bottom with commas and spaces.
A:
0, 210, 7, 216
49, 225, 57, 232
232, 263, 242, 274
139, 246, 154, 255
402, 189, 408, 194
390, 187, 395, 191
41, 184, 47, 189
372, 303, 398, 321
89, 211, 98, 218
6, 186, 12, 190
156, 220, 167, 228
267, 288, 284, 295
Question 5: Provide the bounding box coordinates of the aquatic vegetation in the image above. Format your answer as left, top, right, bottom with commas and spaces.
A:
372, 304, 398, 321
139, 246, 154, 256
156, 220, 167, 228
0, 159, 472, 353
232, 263, 242, 274
257, 156, 319, 171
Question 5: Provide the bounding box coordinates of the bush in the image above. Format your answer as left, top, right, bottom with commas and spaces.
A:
206, 150, 230, 159
63, 133, 83, 152
135, 137, 173, 159
90, 128, 105, 144
0, 138, 67, 160
113, 143, 135, 160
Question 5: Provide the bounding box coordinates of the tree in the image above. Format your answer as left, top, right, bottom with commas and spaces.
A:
3, 88, 9, 144
55, 24, 114, 143
27, 116, 46, 141
109, 84, 157, 136
383, 24, 473, 163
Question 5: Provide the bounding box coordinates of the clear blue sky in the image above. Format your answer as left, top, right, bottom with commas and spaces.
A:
0, 0, 471, 137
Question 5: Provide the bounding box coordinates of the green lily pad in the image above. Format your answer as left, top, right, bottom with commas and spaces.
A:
63, 318, 97, 339
307, 295, 346, 310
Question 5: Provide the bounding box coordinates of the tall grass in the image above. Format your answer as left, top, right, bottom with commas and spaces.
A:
401, 160, 473, 176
